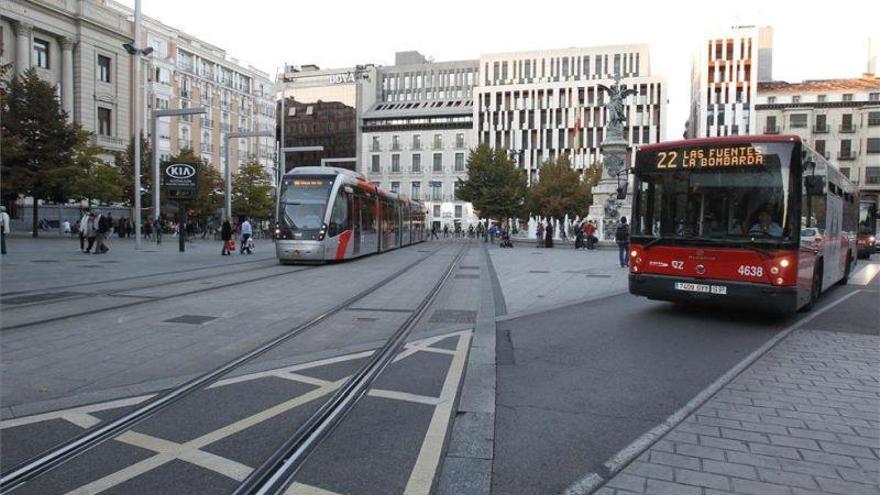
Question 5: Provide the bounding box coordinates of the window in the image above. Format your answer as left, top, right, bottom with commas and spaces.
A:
867, 138, 880, 154
840, 139, 852, 157
371, 155, 380, 173
842, 114, 854, 132
455, 205, 463, 218
815, 114, 827, 132
453, 182, 461, 200
765, 116, 777, 133
817, 95, 827, 103
33, 38, 49, 69
412, 134, 421, 150
433, 153, 442, 172
412, 154, 421, 173
98, 108, 112, 136
455, 133, 465, 149
390, 181, 400, 193
454, 153, 465, 172
411, 181, 421, 199
791, 95, 800, 104
870, 93, 880, 102
814, 140, 826, 156
789, 114, 807, 128
842, 94, 853, 102
867, 167, 880, 185
433, 205, 441, 218
391, 154, 400, 172
98, 55, 111, 83
868, 111, 880, 126
430, 181, 442, 201
392, 135, 400, 151
767, 96, 776, 104
433, 134, 442, 149
371, 136, 380, 151
839, 168, 851, 181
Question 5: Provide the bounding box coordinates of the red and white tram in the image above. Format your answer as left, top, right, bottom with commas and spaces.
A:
275, 167, 427, 263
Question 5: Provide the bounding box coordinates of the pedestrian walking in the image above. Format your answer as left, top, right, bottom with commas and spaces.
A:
575, 226, 585, 249
240, 217, 253, 254
221, 218, 233, 256
95, 210, 111, 253
0, 206, 10, 255
615, 217, 630, 268
536, 222, 544, 248
430, 225, 439, 240
584, 220, 597, 250
488, 223, 498, 244
84, 212, 98, 253
544, 221, 554, 248
443, 224, 450, 238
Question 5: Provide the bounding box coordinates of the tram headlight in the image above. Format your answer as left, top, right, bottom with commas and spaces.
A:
318, 223, 327, 241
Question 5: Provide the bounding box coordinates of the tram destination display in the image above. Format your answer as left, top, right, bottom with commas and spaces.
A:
161, 161, 200, 199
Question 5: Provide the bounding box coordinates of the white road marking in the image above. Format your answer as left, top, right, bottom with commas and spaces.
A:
0, 395, 155, 429
115, 431, 253, 481
850, 260, 880, 286
368, 390, 442, 406
404, 332, 472, 494
61, 413, 101, 429
285, 482, 344, 495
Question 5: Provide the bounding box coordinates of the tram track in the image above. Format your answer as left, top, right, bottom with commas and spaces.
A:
0, 243, 454, 493
233, 243, 468, 495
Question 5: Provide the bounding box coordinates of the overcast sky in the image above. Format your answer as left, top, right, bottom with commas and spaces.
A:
120, 0, 877, 137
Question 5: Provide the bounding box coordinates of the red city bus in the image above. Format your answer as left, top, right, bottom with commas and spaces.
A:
628, 135, 858, 313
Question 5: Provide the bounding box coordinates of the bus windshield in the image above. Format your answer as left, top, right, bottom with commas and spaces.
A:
633, 141, 796, 245
278, 176, 335, 231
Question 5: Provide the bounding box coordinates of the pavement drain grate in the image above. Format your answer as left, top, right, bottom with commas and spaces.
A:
585, 274, 612, 278
355, 317, 379, 322
529, 270, 550, 273
1, 291, 84, 305
79, 265, 102, 268
459, 265, 479, 270
454, 274, 479, 279
429, 309, 477, 324
163, 315, 218, 325
99, 260, 120, 263
30, 259, 60, 263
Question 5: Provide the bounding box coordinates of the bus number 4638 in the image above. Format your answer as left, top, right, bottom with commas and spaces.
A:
737, 265, 763, 277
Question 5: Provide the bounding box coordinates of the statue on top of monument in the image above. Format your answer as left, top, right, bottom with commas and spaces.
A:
598, 73, 637, 135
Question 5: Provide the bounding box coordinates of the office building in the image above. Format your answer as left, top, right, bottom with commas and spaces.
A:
361, 51, 479, 230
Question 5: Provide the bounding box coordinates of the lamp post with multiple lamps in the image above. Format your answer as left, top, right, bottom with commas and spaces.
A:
122, 0, 153, 250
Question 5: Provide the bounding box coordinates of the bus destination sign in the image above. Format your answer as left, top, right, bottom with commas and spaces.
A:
653, 144, 765, 170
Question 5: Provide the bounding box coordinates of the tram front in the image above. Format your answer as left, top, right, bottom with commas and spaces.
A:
275, 173, 337, 263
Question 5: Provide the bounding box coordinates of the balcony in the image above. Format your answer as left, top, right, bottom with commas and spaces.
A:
813, 124, 829, 133
201, 118, 214, 128
178, 139, 193, 150
837, 151, 858, 161
839, 124, 857, 133
201, 143, 213, 153
764, 126, 780, 134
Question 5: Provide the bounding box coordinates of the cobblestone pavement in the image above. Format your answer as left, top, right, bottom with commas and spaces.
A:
595, 329, 880, 495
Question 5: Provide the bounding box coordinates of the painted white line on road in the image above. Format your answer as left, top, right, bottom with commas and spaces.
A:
115, 430, 253, 481
67, 379, 346, 494
404, 332, 472, 495
285, 481, 344, 495
0, 395, 155, 430
369, 390, 442, 406
210, 350, 377, 388
62, 413, 101, 429
562, 288, 865, 495
850, 260, 880, 286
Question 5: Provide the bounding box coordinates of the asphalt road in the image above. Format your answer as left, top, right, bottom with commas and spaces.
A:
492, 261, 879, 495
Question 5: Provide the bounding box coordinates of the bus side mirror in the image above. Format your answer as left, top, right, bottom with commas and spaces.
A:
805, 176, 825, 196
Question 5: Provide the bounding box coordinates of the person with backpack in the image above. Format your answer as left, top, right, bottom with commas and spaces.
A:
615, 217, 630, 268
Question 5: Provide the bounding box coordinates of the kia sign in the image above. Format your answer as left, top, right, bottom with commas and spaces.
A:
161, 161, 199, 199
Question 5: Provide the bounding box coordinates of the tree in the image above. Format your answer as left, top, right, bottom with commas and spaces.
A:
69, 146, 124, 207
1, 69, 90, 236
456, 143, 527, 220
115, 133, 155, 208
526, 154, 592, 219
232, 161, 274, 221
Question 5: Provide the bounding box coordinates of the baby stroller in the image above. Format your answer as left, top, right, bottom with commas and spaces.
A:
499, 230, 514, 248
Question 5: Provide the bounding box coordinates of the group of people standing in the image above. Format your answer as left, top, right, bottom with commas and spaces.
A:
533, 217, 631, 268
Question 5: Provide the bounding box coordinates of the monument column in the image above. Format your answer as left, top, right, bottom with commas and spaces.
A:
13, 21, 33, 75
60, 37, 75, 121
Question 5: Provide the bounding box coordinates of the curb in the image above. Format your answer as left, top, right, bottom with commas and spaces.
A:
436, 244, 498, 495
561, 288, 865, 495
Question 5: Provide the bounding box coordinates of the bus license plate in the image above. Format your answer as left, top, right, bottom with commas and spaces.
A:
674, 282, 727, 295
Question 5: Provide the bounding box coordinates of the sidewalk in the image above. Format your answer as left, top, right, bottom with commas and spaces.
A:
593, 329, 880, 495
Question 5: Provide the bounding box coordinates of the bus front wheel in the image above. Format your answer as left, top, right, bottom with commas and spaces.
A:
804, 263, 823, 312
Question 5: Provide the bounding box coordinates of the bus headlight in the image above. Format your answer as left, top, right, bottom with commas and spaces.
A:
779, 259, 790, 268
776, 277, 784, 285
630, 250, 638, 258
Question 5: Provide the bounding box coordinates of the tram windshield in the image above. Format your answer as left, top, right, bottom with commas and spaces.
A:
278, 176, 335, 231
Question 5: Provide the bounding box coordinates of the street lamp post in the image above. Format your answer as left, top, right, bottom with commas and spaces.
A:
223, 131, 273, 221
151, 107, 207, 243
122, 0, 153, 250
